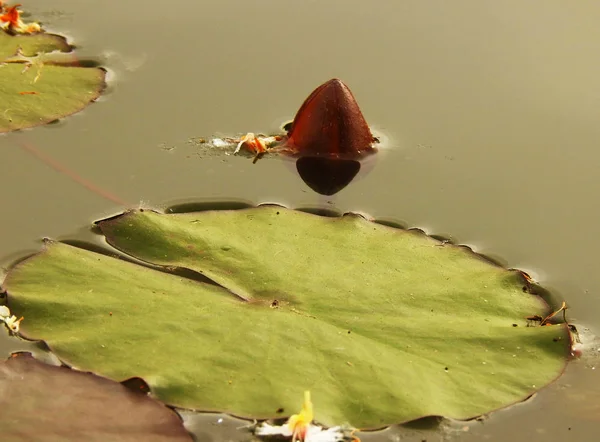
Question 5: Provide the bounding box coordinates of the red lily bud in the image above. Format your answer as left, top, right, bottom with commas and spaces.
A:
285, 79, 376, 159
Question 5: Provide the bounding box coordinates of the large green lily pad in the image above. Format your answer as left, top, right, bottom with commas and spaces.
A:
0, 31, 105, 133
3, 206, 570, 428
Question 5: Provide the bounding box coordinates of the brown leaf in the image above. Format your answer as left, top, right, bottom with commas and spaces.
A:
0, 353, 192, 442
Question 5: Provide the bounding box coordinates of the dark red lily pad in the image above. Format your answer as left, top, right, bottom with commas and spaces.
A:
0, 352, 192, 442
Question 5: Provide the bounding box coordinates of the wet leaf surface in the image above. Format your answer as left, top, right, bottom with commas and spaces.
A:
4, 206, 570, 428
0, 352, 192, 442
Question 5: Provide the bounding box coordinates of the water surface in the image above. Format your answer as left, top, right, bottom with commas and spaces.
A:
1, 1, 600, 440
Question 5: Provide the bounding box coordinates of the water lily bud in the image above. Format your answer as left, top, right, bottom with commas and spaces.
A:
285, 79, 376, 159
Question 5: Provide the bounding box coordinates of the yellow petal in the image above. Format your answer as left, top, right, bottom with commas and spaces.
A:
287, 391, 313, 441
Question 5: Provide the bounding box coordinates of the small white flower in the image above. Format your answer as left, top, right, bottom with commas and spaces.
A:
254, 391, 353, 442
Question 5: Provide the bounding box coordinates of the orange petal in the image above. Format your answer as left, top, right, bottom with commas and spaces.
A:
0, 4, 21, 26
252, 138, 267, 153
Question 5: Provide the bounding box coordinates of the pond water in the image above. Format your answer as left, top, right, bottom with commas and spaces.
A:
1, 0, 600, 440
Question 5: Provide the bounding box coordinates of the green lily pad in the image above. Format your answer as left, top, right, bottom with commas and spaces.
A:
0, 352, 192, 442
3, 206, 570, 428
0, 31, 105, 133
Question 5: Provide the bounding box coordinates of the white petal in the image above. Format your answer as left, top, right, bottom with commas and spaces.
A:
0, 305, 10, 318
233, 139, 245, 154
212, 138, 230, 148
255, 422, 293, 437
305, 425, 345, 442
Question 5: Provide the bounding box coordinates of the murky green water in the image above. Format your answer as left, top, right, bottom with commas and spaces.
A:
2, 0, 600, 440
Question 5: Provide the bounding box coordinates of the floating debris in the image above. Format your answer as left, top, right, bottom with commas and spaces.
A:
525, 301, 582, 357
188, 135, 282, 160
234, 133, 282, 155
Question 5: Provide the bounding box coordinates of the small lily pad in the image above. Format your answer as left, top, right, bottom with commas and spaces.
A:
0, 352, 192, 442
0, 29, 105, 133
3, 206, 570, 428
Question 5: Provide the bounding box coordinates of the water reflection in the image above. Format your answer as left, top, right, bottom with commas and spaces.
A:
295, 156, 361, 195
